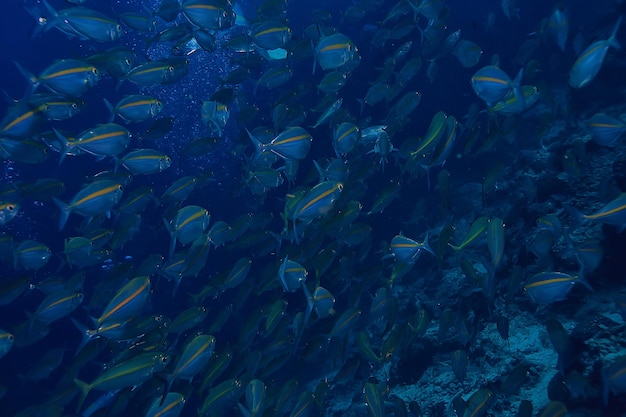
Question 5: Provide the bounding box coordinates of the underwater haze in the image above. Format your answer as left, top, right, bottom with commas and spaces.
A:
1, 0, 626, 416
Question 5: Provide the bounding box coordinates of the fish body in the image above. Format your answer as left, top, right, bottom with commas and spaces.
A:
105, 95, 162, 123
603, 355, 626, 405
201, 101, 230, 136
252, 21, 292, 49
74, 351, 169, 410
524, 271, 592, 304
0, 330, 14, 359
315, 33, 359, 72
119, 149, 172, 175
54, 180, 123, 230
547, 8, 569, 51
125, 61, 176, 87
63, 123, 130, 160
182, 0, 235, 30
16, 59, 98, 97
40, 1, 122, 42
30, 290, 83, 327
470, 65, 521, 106
586, 113, 626, 147
582, 193, 626, 231
252, 126, 313, 160
569, 17, 622, 88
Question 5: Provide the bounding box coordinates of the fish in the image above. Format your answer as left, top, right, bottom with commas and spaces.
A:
145, 393, 186, 417
487, 217, 505, 270
315, 33, 359, 72
238, 379, 266, 417
201, 101, 230, 137
470, 66, 523, 106
453, 40, 483, 68
333, 122, 359, 157
0, 202, 19, 226
460, 387, 494, 417
581, 193, 626, 231
54, 123, 130, 163
28, 290, 84, 330
249, 126, 313, 160
39, 0, 123, 42
251, 21, 292, 49
0, 330, 14, 359
524, 270, 592, 304
117, 149, 172, 175
181, 0, 235, 30
74, 351, 170, 411
162, 334, 215, 402
586, 113, 626, 147
547, 8, 569, 51
569, 16, 622, 88
13, 240, 52, 271
221, 257, 252, 289
279, 256, 307, 292
311, 98, 342, 129
15, 59, 99, 98
104, 95, 163, 123
448, 216, 489, 252
53, 180, 123, 230
603, 355, 626, 405
166, 205, 211, 257
389, 233, 433, 264
364, 381, 386, 417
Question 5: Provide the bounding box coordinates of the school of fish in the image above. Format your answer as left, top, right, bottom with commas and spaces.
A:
1, 0, 626, 416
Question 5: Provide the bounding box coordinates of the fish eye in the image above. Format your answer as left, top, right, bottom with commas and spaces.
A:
7, 205, 14, 211
156, 101, 162, 107
116, 25, 122, 31
118, 185, 124, 191
168, 66, 175, 72
92, 68, 99, 75
161, 356, 169, 363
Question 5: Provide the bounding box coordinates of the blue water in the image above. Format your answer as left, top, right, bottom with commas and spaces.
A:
1, 0, 626, 416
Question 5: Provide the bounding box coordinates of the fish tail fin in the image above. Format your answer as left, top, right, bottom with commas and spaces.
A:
159, 377, 174, 407
103, 98, 115, 123
21, 3, 48, 39
74, 378, 91, 412
447, 242, 461, 252
41, 0, 57, 18
113, 156, 122, 176
609, 16, 622, 49
71, 318, 94, 356
511, 67, 525, 112
51, 128, 69, 165
292, 219, 300, 245
53, 197, 71, 231
162, 217, 176, 259
13, 61, 38, 100
302, 281, 313, 325
357, 98, 365, 115
245, 128, 264, 154
422, 231, 436, 256
576, 260, 594, 293
237, 403, 252, 417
